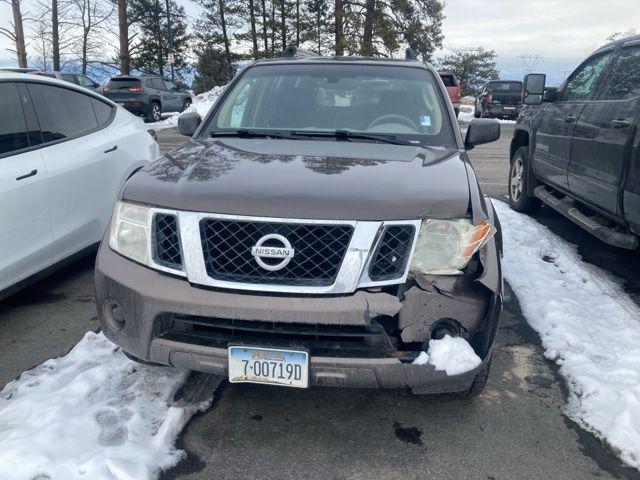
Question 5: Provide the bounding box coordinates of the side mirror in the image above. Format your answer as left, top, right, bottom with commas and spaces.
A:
523, 73, 546, 105
178, 112, 201, 137
465, 119, 500, 150
544, 87, 559, 102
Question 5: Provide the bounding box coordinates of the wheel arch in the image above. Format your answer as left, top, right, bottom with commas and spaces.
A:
149, 96, 162, 109
510, 128, 530, 163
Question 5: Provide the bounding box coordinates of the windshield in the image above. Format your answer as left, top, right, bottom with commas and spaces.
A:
203, 63, 456, 147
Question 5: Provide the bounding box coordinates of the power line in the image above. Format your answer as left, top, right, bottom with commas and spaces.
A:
518, 54, 543, 73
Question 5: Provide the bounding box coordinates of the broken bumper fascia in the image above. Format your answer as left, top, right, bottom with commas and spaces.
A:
95, 238, 502, 395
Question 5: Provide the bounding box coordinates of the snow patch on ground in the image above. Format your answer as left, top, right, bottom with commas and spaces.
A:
493, 200, 640, 470
0, 332, 212, 480
457, 104, 517, 125
412, 336, 482, 375
150, 85, 226, 130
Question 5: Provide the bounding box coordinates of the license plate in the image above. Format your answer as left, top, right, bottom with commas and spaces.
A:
504, 106, 516, 110
228, 346, 309, 388
117, 102, 125, 106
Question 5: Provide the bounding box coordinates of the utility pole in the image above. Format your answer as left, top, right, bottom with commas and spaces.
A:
165, 0, 174, 80
518, 54, 543, 74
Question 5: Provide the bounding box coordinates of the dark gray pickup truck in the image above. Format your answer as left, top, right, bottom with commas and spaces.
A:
475, 80, 523, 119
95, 54, 503, 397
509, 35, 640, 249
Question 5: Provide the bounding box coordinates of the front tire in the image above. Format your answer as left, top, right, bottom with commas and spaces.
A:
462, 357, 492, 398
181, 99, 192, 112
508, 146, 541, 213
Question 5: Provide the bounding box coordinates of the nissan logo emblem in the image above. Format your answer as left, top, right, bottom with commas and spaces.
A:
250, 234, 295, 271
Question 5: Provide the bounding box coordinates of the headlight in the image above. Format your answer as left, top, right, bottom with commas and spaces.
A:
109, 201, 150, 265
410, 219, 495, 275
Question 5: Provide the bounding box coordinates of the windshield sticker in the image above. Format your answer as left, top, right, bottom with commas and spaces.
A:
419, 115, 431, 127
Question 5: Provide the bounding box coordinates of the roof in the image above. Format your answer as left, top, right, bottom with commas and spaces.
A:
0, 67, 39, 73
0, 71, 116, 105
108, 74, 164, 80
251, 55, 432, 70
595, 33, 640, 52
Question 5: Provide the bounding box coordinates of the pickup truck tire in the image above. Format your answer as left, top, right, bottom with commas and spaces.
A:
509, 146, 541, 213
181, 99, 192, 112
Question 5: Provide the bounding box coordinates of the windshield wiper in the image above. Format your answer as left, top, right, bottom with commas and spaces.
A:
290, 129, 416, 146
209, 129, 295, 140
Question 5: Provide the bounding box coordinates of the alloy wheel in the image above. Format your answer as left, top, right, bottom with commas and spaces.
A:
510, 156, 524, 202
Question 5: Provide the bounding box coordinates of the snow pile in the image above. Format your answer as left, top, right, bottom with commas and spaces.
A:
412, 335, 482, 375
493, 200, 640, 470
151, 85, 226, 130
0, 332, 212, 480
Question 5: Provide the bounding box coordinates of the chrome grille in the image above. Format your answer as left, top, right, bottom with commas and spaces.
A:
152, 213, 183, 270
369, 225, 415, 280
199, 219, 354, 286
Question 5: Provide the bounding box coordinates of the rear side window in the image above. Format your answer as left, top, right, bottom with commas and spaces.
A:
27, 83, 99, 142
107, 78, 142, 90
440, 74, 457, 87
91, 98, 114, 126
600, 45, 640, 100
0, 82, 29, 155
61, 73, 77, 84
148, 78, 166, 90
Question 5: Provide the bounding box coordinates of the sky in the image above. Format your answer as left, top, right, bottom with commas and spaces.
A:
1, 0, 639, 84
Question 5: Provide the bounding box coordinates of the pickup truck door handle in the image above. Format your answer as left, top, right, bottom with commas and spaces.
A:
611, 119, 631, 129
16, 169, 37, 181
564, 115, 576, 123
104, 145, 118, 153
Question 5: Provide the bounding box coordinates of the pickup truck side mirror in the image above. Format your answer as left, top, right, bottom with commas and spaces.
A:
465, 118, 500, 150
178, 112, 201, 137
544, 87, 559, 102
523, 73, 546, 105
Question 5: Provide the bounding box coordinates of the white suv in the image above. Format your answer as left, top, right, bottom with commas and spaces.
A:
0, 73, 159, 298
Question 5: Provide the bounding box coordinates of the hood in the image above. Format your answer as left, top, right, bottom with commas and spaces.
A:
122, 138, 471, 221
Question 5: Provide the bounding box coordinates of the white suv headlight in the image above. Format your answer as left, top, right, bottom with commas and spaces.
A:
410, 218, 495, 275
109, 201, 151, 265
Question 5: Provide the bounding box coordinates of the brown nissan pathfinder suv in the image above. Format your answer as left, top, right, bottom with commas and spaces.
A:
95, 51, 503, 397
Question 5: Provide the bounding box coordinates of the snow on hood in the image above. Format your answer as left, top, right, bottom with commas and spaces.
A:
493, 200, 640, 471
411, 335, 482, 375
150, 85, 226, 130
0, 332, 213, 480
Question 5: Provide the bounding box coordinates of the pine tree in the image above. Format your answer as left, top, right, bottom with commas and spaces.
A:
128, 0, 189, 78
439, 48, 499, 96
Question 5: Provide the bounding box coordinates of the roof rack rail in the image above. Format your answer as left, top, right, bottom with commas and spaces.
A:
281, 45, 317, 58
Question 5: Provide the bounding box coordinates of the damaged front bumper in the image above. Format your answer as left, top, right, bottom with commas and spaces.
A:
95, 234, 502, 394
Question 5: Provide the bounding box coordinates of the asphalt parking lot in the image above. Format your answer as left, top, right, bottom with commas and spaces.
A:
2, 122, 640, 479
